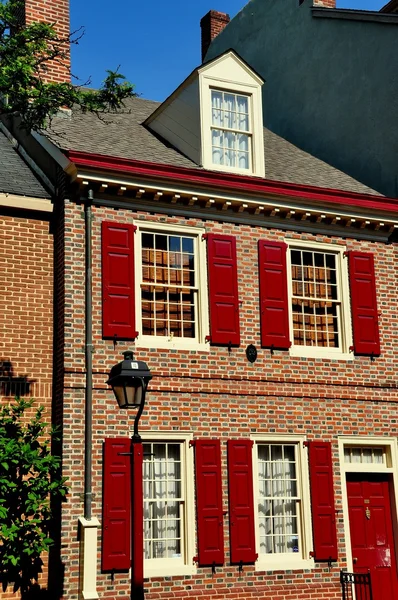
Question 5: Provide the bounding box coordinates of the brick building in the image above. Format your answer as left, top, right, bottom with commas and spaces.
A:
12, 50, 398, 600
5, 1, 398, 600
0, 125, 54, 596
0, 125, 54, 426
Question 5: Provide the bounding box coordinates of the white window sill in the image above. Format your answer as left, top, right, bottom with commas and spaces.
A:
255, 556, 314, 572
205, 161, 256, 177
289, 346, 354, 361
136, 336, 210, 352
145, 562, 197, 579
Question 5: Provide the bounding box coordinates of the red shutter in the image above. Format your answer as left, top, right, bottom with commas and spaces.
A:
308, 441, 338, 562
207, 234, 240, 346
102, 438, 131, 571
227, 440, 257, 564
348, 251, 380, 356
194, 439, 224, 566
102, 221, 137, 340
258, 240, 291, 349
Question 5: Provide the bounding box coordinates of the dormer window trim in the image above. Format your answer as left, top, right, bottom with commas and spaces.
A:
200, 73, 265, 178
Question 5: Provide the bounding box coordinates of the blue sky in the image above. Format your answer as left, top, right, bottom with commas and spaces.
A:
70, 0, 385, 102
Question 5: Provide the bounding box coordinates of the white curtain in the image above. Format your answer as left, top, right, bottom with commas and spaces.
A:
258, 445, 298, 555
144, 443, 181, 560
237, 95, 249, 131
211, 91, 223, 165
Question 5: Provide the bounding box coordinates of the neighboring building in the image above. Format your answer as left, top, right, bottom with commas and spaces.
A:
204, 0, 398, 198
0, 126, 54, 412
0, 126, 54, 595
0, 1, 67, 598
9, 43, 398, 600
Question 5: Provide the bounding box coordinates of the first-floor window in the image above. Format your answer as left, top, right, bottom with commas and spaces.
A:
257, 443, 299, 555
254, 437, 313, 570
142, 435, 195, 577
143, 442, 183, 560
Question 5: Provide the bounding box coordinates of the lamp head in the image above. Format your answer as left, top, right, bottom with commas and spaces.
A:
108, 351, 152, 409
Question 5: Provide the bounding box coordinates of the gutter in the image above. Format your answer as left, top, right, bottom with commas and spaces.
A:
312, 6, 398, 23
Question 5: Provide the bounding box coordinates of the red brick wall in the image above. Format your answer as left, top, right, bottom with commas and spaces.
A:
59, 202, 398, 600
24, 0, 70, 83
0, 212, 53, 597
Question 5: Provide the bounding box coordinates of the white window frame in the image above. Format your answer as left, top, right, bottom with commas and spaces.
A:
286, 240, 353, 360
141, 431, 196, 579
210, 89, 253, 173
200, 76, 265, 177
251, 434, 314, 572
338, 436, 398, 573
134, 221, 209, 351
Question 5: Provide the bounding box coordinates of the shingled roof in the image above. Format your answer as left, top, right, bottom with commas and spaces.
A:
0, 130, 50, 199
50, 96, 380, 196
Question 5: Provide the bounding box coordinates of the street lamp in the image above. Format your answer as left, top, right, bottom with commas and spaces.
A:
107, 350, 152, 439
108, 350, 153, 600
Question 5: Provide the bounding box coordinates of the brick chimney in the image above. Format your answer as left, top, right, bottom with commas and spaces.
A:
200, 10, 230, 62
312, 0, 336, 8
23, 0, 71, 83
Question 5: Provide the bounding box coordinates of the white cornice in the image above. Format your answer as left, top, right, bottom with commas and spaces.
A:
0, 193, 53, 213
75, 173, 398, 242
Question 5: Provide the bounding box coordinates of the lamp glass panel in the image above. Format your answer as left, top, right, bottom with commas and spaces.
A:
113, 382, 142, 408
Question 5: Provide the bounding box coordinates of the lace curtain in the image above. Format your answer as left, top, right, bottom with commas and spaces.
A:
143, 443, 182, 560
211, 90, 250, 169
257, 444, 299, 554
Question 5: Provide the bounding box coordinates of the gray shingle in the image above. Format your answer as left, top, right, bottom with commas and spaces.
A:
49, 96, 380, 196
0, 131, 50, 199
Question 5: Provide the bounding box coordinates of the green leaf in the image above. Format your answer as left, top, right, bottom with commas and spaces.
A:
0, 396, 68, 592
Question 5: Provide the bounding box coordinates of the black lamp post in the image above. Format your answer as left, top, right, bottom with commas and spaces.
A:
108, 350, 152, 600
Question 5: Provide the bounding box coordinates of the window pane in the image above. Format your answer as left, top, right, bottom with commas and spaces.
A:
212, 129, 223, 165
211, 90, 223, 126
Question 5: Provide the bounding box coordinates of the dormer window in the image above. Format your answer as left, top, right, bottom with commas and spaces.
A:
144, 50, 265, 178
211, 90, 251, 170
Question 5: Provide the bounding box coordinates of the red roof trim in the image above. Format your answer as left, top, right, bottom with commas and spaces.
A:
66, 150, 398, 214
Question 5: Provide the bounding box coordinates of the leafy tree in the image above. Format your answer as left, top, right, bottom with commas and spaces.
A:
0, 0, 136, 132
0, 398, 68, 594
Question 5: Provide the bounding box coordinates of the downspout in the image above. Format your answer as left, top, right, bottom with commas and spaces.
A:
84, 189, 94, 519
79, 188, 99, 599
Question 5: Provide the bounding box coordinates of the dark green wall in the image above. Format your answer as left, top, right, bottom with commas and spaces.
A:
206, 0, 398, 197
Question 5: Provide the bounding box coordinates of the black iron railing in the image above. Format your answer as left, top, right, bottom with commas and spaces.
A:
340, 570, 373, 600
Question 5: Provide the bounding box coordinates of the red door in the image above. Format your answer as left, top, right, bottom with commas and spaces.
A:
347, 474, 398, 600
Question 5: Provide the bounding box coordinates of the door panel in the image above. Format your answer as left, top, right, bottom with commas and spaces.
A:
347, 474, 398, 600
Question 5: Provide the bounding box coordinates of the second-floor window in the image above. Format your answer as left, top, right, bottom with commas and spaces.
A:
287, 242, 353, 358
211, 90, 251, 171
141, 231, 197, 339
290, 248, 341, 349
134, 222, 209, 349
